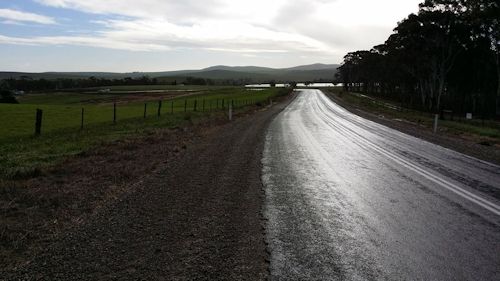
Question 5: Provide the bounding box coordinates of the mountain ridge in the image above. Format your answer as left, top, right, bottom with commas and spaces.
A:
0, 63, 340, 82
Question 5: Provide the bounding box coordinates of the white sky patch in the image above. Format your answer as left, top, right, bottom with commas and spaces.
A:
317, 0, 421, 27
0, 8, 56, 25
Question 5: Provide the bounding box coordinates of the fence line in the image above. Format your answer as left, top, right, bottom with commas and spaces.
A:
30, 97, 273, 136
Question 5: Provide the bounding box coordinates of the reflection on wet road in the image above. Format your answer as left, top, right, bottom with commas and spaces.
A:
262, 89, 500, 280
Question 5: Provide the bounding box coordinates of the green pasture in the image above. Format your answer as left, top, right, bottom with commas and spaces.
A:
0, 87, 288, 179
2, 87, 280, 140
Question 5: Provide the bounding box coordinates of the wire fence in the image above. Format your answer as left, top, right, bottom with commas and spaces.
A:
31, 97, 273, 137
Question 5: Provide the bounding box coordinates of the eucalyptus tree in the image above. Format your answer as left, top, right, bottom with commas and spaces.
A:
337, 0, 499, 117
462, 0, 500, 114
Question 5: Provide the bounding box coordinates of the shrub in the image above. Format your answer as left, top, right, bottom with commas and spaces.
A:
0, 89, 19, 104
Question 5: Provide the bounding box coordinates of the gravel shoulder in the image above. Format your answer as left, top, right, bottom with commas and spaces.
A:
2, 94, 294, 280
323, 90, 500, 166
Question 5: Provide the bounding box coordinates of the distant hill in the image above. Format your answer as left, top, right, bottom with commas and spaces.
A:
166, 63, 340, 82
0, 63, 339, 83
201, 65, 277, 73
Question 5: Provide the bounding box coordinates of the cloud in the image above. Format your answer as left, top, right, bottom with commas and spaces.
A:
0, 16, 333, 54
0, 8, 56, 25
270, 0, 420, 50
0, 34, 169, 51
35, 0, 224, 21
96, 18, 332, 53
17, 0, 421, 61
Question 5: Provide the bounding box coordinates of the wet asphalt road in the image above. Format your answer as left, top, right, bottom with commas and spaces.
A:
262, 89, 500, 280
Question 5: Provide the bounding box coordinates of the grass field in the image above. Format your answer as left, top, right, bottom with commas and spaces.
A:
95, 84, 233, 91
3, 87, 278, 140
0, 86, 288, 179
325, 89, 500, 139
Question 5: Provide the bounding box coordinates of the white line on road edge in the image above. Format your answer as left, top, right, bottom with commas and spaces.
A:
371, 143, 500, 216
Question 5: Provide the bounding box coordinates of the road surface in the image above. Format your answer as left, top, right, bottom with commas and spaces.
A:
262, 89, 500, 280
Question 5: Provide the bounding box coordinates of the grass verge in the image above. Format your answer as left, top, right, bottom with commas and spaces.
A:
324, 88, 500, 140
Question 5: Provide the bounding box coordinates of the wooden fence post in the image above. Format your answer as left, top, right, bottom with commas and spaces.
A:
184, 99, 187, 112
144, 103, 147, 118
171, 101, 174, 114
158, 100, 162, 117
35, 109, 42, 136
433, 114, 439, 133
81, 108, 84, 130
113, 103, 117, 124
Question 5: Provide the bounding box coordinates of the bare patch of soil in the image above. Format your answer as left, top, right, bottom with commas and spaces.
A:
82, 91, 205, 105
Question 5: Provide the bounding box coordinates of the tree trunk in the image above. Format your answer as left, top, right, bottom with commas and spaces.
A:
419, 81, 426, 109
496, 50, 500, 116
436, 69, 446, 113
427, 79, 435, 112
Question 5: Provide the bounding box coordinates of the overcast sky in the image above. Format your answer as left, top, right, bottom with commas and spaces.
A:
0, 0, 422, 72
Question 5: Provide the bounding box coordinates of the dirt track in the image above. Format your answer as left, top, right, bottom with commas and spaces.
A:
3, 96, 293, 280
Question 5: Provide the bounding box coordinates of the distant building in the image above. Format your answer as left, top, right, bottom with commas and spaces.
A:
13, 90, 25, 95
98, 88, 111, 93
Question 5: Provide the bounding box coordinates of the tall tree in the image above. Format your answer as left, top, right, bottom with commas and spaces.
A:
337, 0, 498, 117
463, 0, 500, 114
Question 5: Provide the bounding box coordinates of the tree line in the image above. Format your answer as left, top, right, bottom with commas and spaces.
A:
0, 75, 285, 92
337, 0, 499, 118
1, 76, 160, 92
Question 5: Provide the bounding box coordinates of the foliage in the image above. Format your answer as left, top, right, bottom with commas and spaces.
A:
0, 90, 18, 104
1, 76, 159, 92
337, 0, 499, 117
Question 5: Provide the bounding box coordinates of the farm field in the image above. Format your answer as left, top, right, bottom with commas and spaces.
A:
3, 87, 278, 139
0, 86, 288, 179
94, 84, 233, 91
